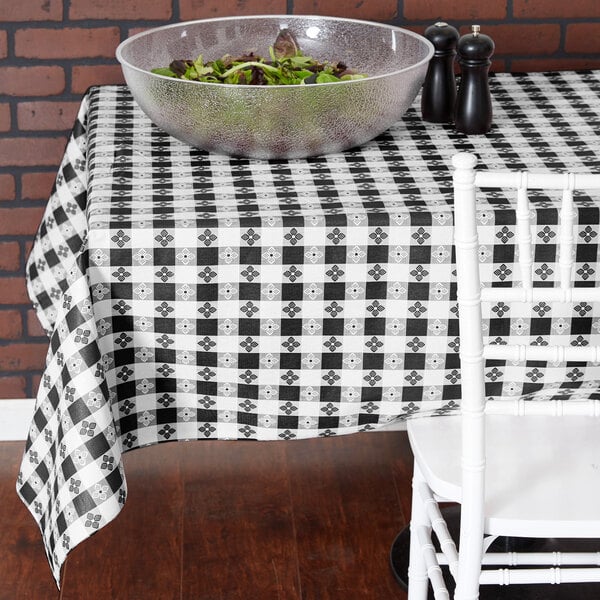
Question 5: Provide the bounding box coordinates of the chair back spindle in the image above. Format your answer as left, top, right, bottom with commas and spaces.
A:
515, 173, 533, 290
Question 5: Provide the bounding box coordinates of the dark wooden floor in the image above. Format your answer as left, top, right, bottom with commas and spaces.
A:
1, 431, 413, 600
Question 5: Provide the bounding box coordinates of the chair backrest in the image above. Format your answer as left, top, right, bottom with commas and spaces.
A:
452, 152, 600, 518
452, 152, 600, 420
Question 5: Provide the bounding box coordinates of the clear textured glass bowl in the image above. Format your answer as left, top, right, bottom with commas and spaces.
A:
116, 15, 434, 159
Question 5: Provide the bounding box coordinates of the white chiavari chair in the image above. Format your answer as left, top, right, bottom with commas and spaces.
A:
406, 152, 600, 599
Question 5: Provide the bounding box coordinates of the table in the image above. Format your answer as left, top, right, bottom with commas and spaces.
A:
18, 70, 600, 586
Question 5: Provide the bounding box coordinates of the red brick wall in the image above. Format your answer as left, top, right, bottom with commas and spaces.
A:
1, 0, 599, 399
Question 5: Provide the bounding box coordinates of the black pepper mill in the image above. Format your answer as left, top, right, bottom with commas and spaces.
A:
454, 24, 495, 135
421, 22, 460, 123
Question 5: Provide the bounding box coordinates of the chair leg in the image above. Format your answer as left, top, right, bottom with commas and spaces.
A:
454, 508, 484, 600
408, 462, 431, 600
454, 566, 481, 600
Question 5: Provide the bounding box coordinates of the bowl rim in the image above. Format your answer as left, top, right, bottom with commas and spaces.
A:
116, 14, 434, 90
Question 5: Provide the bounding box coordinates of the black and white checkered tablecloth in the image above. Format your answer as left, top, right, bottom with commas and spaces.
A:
18, 71, 600, 584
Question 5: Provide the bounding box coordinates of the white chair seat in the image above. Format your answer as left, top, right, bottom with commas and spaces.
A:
408, 412, 600, 539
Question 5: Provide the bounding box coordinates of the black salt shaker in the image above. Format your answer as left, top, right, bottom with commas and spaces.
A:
454, 24, 495, 135
421, 22, 460, 123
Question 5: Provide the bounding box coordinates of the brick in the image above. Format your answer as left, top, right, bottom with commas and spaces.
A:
565, 24, 600, 54
179, 0, 286, 20
0, 0, 62, 21
458, 24, 560, 56
27, 309, 46, 337
514, 0, 600, 18
511, 57, 600, 73
0, 376, 27, 399
0, 103, 9, 132
0, 207, 45, 236
293, 0, 397, 20
0, 277, 30, 304
490, 58, 507, 73
70, 0, 171, 20
0, 242, 20, 272
0, 343, 48, 371
0, 174, 15, 201
127, 27, 153, 37
0, 137, 67, 167
403, 24, 433, 36
0, 66, 65, 96
0, 310, 22, 339
21, 171, 56, 201
17, 101, 81, 132
15, 27, 120, 59
0, 30, 6, 59
30, 373, 42, 396
71, 64, 125, 94
404, 0, 507, 20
